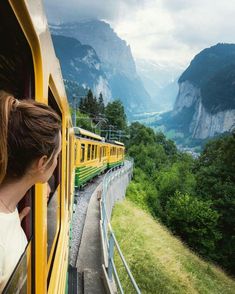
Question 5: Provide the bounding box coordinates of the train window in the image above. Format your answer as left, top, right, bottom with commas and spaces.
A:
99, 146, 102, 161
47, 89, 62, 267
80, 143, 85, 162
95, 145, 97, 159
87, 144, 91, 160
74, 141, 77, 165
0, 2, 35, 99
2, 244, 30, 294
91, 145, 95, 159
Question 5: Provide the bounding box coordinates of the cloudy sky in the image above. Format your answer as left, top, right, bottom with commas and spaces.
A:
44, 0, 235, 67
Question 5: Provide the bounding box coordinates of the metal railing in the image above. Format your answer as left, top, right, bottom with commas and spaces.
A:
100, 159, 141, 294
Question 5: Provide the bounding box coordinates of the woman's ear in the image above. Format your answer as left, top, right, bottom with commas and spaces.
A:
37, 155, 48, 171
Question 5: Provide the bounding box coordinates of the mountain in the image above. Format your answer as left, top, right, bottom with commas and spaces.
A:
152, 43, 235, 142
50, 20, 153, 116
178, 43, 235, 114
51, 35, 111, 104
136, 59, 183, 111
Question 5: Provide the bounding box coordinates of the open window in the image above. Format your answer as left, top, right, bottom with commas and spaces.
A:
87, 144, 91, 160
0, 1, 35, 293
80, 143, 85, 162
95, 145, 97, 159
47, 89, 62, 271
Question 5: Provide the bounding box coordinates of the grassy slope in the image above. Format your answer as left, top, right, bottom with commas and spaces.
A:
111, 200, 235, 294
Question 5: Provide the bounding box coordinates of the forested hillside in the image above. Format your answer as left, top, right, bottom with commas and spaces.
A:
127, 122, 235, 275
74, 91, 235, 276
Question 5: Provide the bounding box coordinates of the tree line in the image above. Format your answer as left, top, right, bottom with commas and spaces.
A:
74, 89, 127, 139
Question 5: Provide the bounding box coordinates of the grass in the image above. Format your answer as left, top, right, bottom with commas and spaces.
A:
111, 199, 235, 294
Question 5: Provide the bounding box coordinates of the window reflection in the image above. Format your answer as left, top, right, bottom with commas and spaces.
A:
3, 244, 29, 294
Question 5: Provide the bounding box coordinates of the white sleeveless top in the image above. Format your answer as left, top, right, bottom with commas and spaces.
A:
0, 209, 27, 292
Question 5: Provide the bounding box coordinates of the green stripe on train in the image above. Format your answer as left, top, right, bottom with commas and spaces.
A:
107, 160, 124, 169
75, 165, 107, 188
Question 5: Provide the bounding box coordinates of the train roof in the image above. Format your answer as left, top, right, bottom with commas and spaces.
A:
74, 127, 103, 141
106, 140, 125, 146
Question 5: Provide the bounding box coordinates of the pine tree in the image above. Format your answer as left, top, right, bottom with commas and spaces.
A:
79, 97, 85, 113
98, 92, 105, 115
87, 89, 94, 114
105, 100, 127, 131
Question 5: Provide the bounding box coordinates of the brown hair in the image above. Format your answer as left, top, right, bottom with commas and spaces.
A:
0, 90, 61, 184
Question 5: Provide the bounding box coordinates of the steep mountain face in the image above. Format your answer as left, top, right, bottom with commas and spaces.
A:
50, 20, 152, 115
136, 59, 183, 112
178, 43, 235, 114
51, 35, 111, 103
174, 81, 235, 139
167, 44, 235, 139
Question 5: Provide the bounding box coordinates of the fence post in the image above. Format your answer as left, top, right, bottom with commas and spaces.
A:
108, 233, 115, 281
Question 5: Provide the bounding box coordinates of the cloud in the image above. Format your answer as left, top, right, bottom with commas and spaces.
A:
44, 0, 235, 66
44, 0, 147, 23
112, 0, 235, 66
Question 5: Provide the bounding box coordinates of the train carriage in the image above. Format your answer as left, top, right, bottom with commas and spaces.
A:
107, 141, 125, 169
74, 127, 108, 188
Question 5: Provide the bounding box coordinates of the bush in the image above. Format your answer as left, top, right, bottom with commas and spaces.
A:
165, 192, 221, 258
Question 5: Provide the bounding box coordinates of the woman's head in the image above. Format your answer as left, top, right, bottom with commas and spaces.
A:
0, 90, 61, 184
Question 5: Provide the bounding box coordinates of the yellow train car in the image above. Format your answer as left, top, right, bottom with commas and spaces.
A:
74, 129, 125, 188
107, 141, 125, 169
74, 127, 108, 188
1, 1, 75, 293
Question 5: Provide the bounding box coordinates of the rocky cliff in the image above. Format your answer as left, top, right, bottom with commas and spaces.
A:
51, 35, 111, 103
174, 81, 235, 139
165, 44, 235, 139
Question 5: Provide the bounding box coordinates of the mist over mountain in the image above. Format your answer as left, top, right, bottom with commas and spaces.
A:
50, 20, 153, 116
136, 59, 183, 111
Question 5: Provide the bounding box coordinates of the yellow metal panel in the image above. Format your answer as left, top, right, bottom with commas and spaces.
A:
35, 183, 48, 294
27, 242, 32, 293
48, 213, 69, 294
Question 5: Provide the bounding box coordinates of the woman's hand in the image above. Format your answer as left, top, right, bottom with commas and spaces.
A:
19, 207, 31, 222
